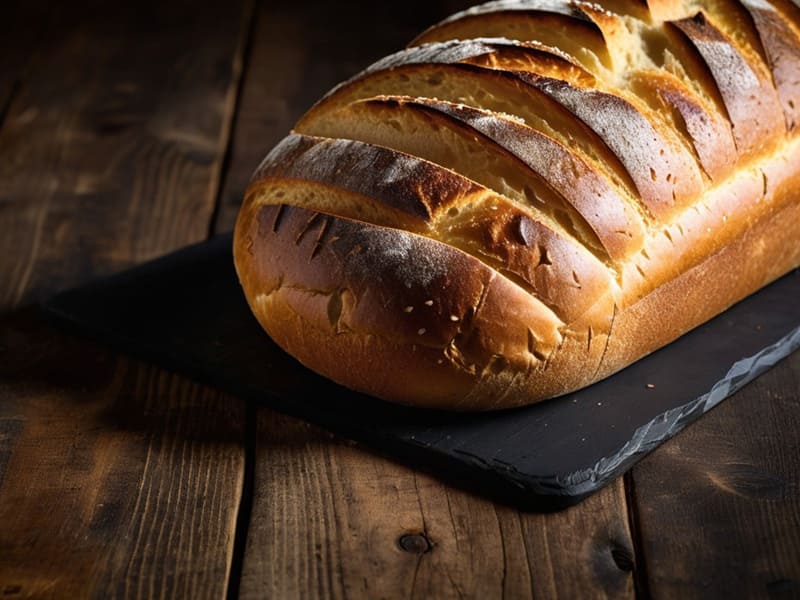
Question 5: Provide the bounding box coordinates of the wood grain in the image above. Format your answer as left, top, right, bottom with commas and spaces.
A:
0, 0, 252, 596
0, 312, 245, 598
0, 0, 250, 310
239, 411, 635, 600
630, 352, 800, 599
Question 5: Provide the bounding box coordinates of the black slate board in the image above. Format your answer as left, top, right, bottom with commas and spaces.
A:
42, 234, 800, 511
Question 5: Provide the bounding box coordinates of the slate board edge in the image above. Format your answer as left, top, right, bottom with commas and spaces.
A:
566, 326, 800, 494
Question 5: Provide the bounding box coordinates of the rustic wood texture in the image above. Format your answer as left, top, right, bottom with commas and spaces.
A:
0, 0, 251, 596
631, 352, 800, 599
0, 0, 250, 309
239, 412, 635, 600
0, 313, 245, 598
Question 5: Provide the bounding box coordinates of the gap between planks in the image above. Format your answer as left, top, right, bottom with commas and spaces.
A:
624, 470, 651, 600
209, 0, 260, 243
210, 2, 261, 597
226, 400, 259, 600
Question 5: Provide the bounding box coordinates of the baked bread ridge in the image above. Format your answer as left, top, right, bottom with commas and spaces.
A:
300, 96, 644, 261
413, 1, 795, 156
368, 36, 736, 182
234, 0, 800, 410
234, 201, 616, 410
293, 94, 797, 303
246, 133, 616, 325
299, 37, 707, 221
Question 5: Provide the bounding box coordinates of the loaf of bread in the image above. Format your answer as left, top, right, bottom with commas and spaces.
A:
234, 0, 800, 410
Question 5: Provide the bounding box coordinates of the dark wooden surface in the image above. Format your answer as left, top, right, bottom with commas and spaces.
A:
0, 0, 798, 598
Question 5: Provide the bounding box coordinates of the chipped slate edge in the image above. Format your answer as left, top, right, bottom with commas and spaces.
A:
451, 325, 800, 500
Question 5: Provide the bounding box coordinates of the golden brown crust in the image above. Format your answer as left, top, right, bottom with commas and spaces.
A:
247, 134, 615, 323
618, 134, 800, 302
233, 0, 800, 410
312, 36, 705, 218
603, 184, 800, 376
509, 71, 705, 217
395, 96, 647, 251
628, 70, 738, 181
739, 0, 800, 129
669, 11, 786, 157
234, 202, 612, 410
251, 133, 469, 221
299, 45, 637, 201
410, 2, 613, 69
300, 95, 646, 262
235, 135, 800, 409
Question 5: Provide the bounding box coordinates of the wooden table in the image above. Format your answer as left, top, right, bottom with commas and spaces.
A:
1, 1, 798, 597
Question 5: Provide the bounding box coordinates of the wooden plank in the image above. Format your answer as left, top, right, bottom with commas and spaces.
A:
239, 412, 635, 599
0, 0, 252, 596
630, 352, 800, 598
0, 312, 245, 598
0, 0, 250, 310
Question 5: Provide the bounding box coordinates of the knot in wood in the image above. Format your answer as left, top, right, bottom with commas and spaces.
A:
610, 545, 634, 572
398, 532, 432, 554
